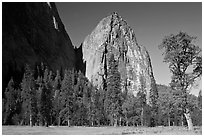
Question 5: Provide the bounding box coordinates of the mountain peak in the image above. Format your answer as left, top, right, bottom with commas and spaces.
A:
82, 13, 157, 105
109, 12, 127, 26
111, 11, 120, 18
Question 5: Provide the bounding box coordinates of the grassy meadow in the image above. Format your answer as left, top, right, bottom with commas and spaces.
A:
2, 126, 202, 135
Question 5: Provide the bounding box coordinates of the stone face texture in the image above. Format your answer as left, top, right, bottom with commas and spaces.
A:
82, 13, 156, 104
2, 2, 76, 91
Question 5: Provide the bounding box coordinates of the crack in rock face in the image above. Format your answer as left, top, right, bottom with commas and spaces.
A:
82, 12, 157, 105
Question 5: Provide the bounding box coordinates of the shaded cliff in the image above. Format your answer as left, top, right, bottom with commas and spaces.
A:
2, 2, 76, 92
75, 44, 86, 74
82, 12, 157, 105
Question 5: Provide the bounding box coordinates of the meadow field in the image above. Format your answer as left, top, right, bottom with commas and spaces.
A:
2, 126, 202, 135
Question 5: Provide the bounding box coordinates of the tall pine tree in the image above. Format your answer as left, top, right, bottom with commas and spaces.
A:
105, 54, 122, 127
4, 78, 16, 124
21, 64, 37, 126
149, 75, 159, 126
59, 69, 74, 126
137, 75, 147, 126
52, 70, 61, 126
40, 67, 52, 127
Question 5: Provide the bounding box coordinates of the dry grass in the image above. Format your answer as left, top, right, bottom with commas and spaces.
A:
2, 126, 202, 135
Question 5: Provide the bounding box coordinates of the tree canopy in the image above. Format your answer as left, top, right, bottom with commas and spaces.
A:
159, 31, 202, 130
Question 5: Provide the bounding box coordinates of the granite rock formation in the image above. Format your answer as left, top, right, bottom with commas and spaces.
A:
82, 12, 157, 105
2, 2, 76, 91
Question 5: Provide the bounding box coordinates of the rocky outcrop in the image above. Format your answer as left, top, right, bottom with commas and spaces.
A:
2, 2, 76, 91
75, 44, 86, 74
82, 12, 157, 104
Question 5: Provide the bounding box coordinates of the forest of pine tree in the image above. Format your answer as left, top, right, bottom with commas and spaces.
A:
2, 61, 202, 127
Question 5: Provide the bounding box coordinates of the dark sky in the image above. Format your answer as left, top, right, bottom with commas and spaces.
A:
56, 2, 202, 95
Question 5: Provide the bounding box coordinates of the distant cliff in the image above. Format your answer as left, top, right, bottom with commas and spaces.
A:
82, 13, 157, 105
75, 44, 86, 74
2, 2, 76, 91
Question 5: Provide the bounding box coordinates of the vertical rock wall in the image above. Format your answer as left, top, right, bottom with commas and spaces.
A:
2, 2, 76, 92
82, 13, 157, 105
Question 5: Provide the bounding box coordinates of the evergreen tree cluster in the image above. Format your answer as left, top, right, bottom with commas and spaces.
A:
2, 55, 201, 127
2, 54, 156, 127
157, 84, 202, 126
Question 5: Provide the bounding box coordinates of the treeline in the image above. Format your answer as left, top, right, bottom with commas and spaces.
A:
157, 84, 202, 126
2, 54, 154, 127
2, 55, 202, 127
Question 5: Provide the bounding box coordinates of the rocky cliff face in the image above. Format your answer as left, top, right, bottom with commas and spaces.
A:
82, 13, 157, 104
75, 44, 86, 74
2, 2, 76, 91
